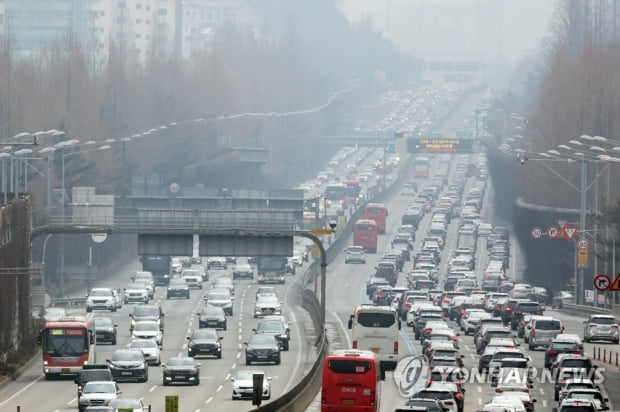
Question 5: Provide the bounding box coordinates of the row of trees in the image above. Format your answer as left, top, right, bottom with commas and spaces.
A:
0, 1, 413, 211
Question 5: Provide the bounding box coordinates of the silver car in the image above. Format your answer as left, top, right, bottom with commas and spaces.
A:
78, 381, 121, 412
127, 339, 161, 366
583, 314, 620, 343
344, 246, 366, 264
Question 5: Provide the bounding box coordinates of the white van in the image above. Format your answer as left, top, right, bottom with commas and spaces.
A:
347, 305, 401, 369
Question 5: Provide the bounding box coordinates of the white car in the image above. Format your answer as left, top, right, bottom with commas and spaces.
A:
123, 283, 149, 304
231, 370, 272, 400
133, 279, 154, 299
128, 339, 161, 366
131, 321, 163, 347
344, 246, 366, 264
78, 381, 121, 412
86, 288, 119, 312
254, 296, 283, 318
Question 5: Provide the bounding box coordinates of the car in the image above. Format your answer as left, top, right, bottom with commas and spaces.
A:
107, 398, 147, 412
206, 257, 227, 270
129, 304, 164, 332
344, 246, 366, 263
86, 288, 118, 312
197, 306, 227, 330
528, 316, 563, 349
413, 385, 461, 412
94, 317, 117, 345
261, 315, 291, 340
131, 321, 163, 346
562, 388, 609, 411
213, 277, 235, 296
231, 370, 272, 400
127, 339, 161, 366
123, 283, 149, 304
395, 398, 445, 412
83, 407, 115, 412
583, 314, 619, 343
256, 286, 278, 300
74, 365, 113, 399
171, 258, 183, 273
162, 356, 201, 386
245, 334, 281, 365
106, 349, 149, 382
254, 295, 283, 318
232, 263, 254, 280
78, 381, 121, 412
166, 277, 190, 299
552, 398, 600, 412
183, 273, 203, 290
187, 328, 223, 359
557, 378, 599, 404
133, 271, 155, 291
254, 319, 290, 351
204, 288, 234, 316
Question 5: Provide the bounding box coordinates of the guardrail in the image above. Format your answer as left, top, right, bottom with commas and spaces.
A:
560, 302, 611, 315
49, 297, 87, 307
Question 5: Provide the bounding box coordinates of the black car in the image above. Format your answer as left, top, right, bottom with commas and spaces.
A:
197, 306, 227, 330
162, 356, 201, 386
544, 339, 584, 368
245, 334, 281, 365
254, 319, 290, 351
510, 301, 543, 330
94, 317, 117, 345
74, 365, 113, 399
166, 277, 190, 299
187, 329, 223, 359
106, 349, 148, 382
232, 263, 254, 280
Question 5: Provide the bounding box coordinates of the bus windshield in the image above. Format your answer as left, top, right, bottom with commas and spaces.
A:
257, 257, 287, 271
325, 185, 346, 201
355, 223, 376, 231
328, 359, 371, 374
43, 328, 88, 356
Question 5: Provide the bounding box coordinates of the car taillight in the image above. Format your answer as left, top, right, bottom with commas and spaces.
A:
516, 310, 523, 314
321, 388, 327, 403
483, 338, 489, 343
460, 309, 465, 315
443, 298, 450, 303
535, 311, 543, 315
444, 400, 453, 405
495, 388, 503, 393
423, 328, 431, 333
547, 349, 557, 354
404, 302, 411, 308
455, 393, 463, 399
505, 307, 512, 311
352, 340, 357, 349
590, 324, 597, 328
451, 335, 458, 340
571, 350, 582, 354
613, 325, 619, 329
531, 329, 536, 338
369, 389, 376, 406
394, 341, 398, 354
494, 304, 499, 309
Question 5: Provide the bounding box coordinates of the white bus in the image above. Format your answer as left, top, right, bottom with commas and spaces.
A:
348, 304, 401, 369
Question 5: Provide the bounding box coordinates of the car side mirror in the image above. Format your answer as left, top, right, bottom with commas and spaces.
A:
252, 329, 257, 332
117, 389, 122, 394
456, 333, 460, 336
74, 376, 79, 384
219, 337, 224, 340
230, 378, 235, 382
186, 336, 191, 340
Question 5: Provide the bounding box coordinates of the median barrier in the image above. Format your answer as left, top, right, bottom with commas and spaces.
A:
560, 302, 611, 316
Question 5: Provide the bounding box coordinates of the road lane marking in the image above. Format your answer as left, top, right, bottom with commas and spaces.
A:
477, 386, 482, 393
232, 362, 237, 369
539, 388, 544, 395
0, 374, 43, 406
225, 373, 231, 380
464, 344, 470, 350
236, 352, 240, 359
67, 397, 76, 405
329, 310, 352, 348
216, 384, 223, 392
149, 385, 157, 392
542, 400, 547, 408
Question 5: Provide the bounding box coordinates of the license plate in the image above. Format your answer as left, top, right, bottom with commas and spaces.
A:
61, 368, 70, 374
174, 375, 185, 380
121, 371, 133, 376
208, 321, 217, 325
257, 355, 267, 359
342, 399, 354, 405
370, 348, 380, 354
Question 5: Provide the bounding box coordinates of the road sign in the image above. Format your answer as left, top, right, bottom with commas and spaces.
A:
310, 228, 333, 235
557, 220, 568, 229
578, 249, 588, 267
594, 274, 611, 291
610, 274, 620, 291
564, 226, 577, 241
546, 226, 560, 238
165, 395, 179, 412
577, 238, 590, 250
91, 233, 107, 243
530, 227, 543, 239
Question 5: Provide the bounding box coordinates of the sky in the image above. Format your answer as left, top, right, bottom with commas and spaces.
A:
338, 0, 557, 64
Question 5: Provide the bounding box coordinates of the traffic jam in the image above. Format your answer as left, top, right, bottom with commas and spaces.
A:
329, 150, 616, 412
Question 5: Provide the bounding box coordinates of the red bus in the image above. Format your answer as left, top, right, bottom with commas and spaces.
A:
342, 179, 362, 206
38, 316, 96, 379
413, 156, 430, 178
321, 349, 385, 412
353, 219, 378, 253
363, 203, 388, 234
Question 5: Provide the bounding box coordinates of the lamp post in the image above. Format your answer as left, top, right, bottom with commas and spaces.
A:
58, 144, 111, 296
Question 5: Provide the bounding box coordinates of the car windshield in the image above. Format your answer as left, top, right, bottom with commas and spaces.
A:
192, 330, 218, 340
431, 359, 457, 367
249, 335, 276, 345
130, 340, 157, 349
167, 357, 194, 367
417, 391, 452, 400
133, 307, 159, 317
134, 322, 158, 331
169, 279, 186, 286
112, 350, 143, 361
94, 318, 113, 327
591, 317, 617, 325
83, 382, 115, 394
562, 359, 590, 368
552, 342, 580, 350
536, 320, 561, 330
257, 321, 283, 333
567, 392, 601, 400
90, 289, 112, 296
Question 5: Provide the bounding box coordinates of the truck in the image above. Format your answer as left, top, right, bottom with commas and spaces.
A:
256, 256, 287, 284
457, 232, 477, 254
140, 255, 171, 286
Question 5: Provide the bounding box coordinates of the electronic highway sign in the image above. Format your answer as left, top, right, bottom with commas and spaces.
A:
406, 136, 474, 153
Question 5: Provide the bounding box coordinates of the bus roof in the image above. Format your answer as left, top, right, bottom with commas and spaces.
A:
366, 203, 386, 208
354, 305, 397, 316
329, 349, 379, 359
44, 315, 94, 328
355, 219, 377, 226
